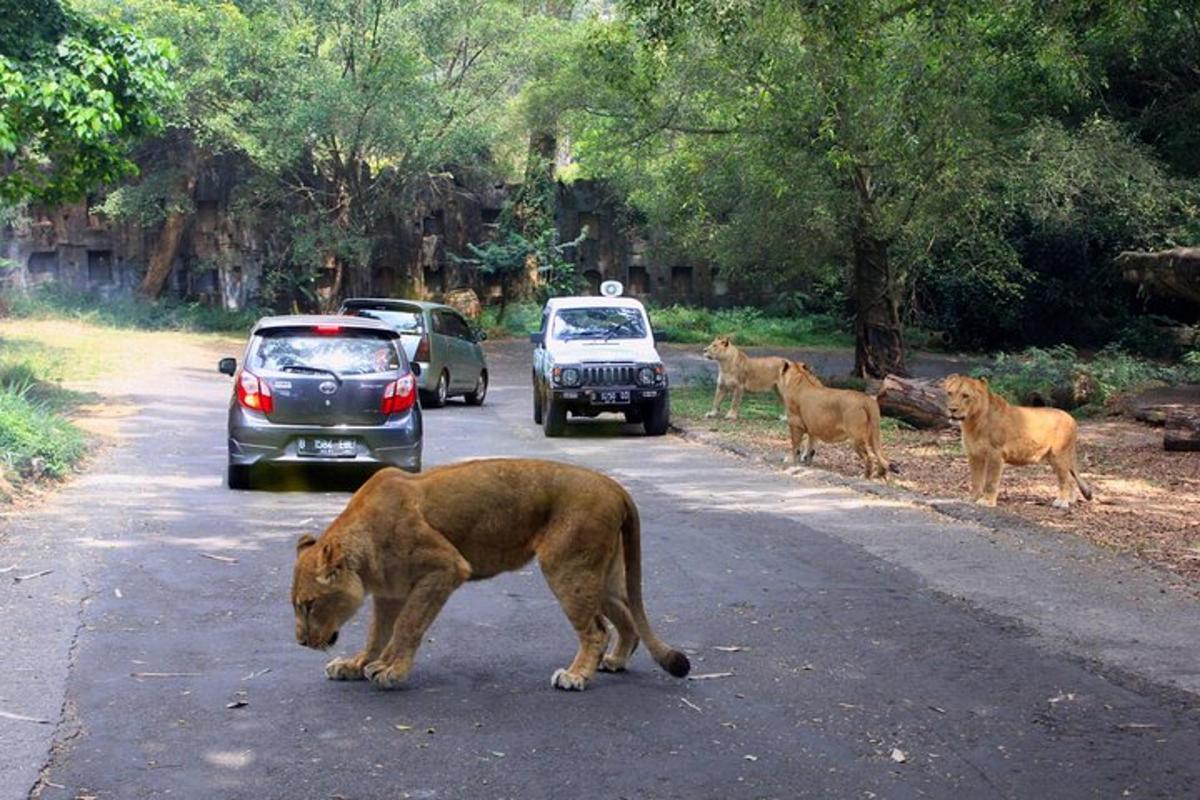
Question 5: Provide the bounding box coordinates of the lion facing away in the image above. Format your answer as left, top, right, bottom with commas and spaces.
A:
702, 335, 787, 419
943, 374, 1093, 508
776, 361, 890, 479
291, 458, 691, 691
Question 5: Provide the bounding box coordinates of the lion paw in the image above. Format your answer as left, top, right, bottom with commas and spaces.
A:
598, 655, 627, 673
325, 656, 366, 681
1052, 498, 1072, 510
550, 668, 589, 691
365, 659, 411, 689
976, 497, 998, 508
704, 411, 718, 419
723, 412, 738, 420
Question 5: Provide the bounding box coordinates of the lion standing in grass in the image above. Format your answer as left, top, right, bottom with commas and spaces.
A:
776, 361, 891, 479
943, 374, 1093, 508
702, 335, 787, 420
291, 459, 690, 692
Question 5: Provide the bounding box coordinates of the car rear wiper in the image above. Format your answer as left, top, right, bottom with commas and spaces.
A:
280, 364, 342, 384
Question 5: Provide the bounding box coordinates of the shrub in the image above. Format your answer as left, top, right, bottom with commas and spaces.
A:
0, 381, 87, 480
7, 285, 260, 333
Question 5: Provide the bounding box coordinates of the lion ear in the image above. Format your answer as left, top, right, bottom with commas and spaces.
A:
980, 377, 989, 386
719, 335, 730, 344
781, 361, 790, 373
296, 534, 317, 554
797, 361, 809, 371
315, 540, 346, 584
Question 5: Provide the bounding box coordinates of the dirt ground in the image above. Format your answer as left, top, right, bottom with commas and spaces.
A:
672, 390, 1200, 583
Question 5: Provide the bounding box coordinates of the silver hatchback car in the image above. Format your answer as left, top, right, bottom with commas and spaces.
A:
218, 315, 422, 489
340, 298, 489, 407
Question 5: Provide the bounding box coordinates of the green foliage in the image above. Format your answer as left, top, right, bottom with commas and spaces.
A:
0, 0, 174, 204
0, 380, 87, 481
974, 344, 1200, 410
9, 284, 259, 333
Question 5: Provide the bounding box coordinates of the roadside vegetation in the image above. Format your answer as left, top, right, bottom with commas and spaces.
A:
9, 285, 259, 334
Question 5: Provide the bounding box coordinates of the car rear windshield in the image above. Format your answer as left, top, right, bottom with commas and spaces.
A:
342, 306, 424, 334
251, 330, 401, 375
552, 307, 647, 340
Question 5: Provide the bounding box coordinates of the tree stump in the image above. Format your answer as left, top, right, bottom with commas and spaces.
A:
876, 375, 951, 429
1164, 407, 1200, 451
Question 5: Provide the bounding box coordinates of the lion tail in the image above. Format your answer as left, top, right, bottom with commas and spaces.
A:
1071, 462, 1093, 501
621, 494, 691, 678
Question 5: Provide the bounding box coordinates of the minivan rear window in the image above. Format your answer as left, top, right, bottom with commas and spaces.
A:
343, 307, 424, 334
252, 331, 401, 375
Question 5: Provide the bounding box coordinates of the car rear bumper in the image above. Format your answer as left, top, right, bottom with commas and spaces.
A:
228, 407, 422, 472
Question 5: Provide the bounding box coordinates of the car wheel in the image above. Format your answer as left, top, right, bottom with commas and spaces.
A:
227, 463, 252, 490
533, 375, 544, 424
465, 371, 488, 406
425, 371, 448, 408
643, 395, 670, 436
543, 396, 567, 437
624, 408, 644, 425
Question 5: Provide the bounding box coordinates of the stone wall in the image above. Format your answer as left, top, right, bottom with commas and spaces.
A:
1, 171, 731, 308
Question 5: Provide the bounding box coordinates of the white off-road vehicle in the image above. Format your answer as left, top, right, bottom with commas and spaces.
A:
530, 285, 669, 437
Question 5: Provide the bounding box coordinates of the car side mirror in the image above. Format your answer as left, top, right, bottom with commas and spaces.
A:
653, 329, 670, 342
410, 362, 422, 377
529, 332, 544, 346
218, 357, 237, 376
476, 329, 488, 342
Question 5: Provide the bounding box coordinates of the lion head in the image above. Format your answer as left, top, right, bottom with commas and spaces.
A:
943, 374, 990, 422
702, 335, 734, 361
291, 534, 366, 651
778, 360, 819, 391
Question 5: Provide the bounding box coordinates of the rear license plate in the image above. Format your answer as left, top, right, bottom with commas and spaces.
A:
297, 437, 357, 458
596, 390, 631, 405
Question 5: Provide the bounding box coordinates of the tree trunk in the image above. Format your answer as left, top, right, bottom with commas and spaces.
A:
849, 166, 906, 378
852, 231, 907, 378
136, 170, 196, 300
876, 375, 951, 429
1164, 407, 1200, 452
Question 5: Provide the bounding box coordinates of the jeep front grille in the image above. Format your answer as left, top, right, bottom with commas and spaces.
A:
582, 365, 635, 386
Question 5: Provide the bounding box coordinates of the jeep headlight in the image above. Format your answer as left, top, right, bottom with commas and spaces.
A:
553, 366, 581, 387
637, 365, 663, 386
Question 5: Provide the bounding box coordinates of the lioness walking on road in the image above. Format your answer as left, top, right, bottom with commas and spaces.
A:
291, 459, 691, 692
944, 374, 1093, 508
776, 361, 891, 479
702, 335, 787, 420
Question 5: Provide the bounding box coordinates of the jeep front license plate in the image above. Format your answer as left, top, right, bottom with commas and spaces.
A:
597, 390, 631, 405
298, 437, 357, 458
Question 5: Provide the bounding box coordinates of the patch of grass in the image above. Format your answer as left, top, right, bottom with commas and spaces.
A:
648, 304, 851, 348
480, 302, 543, 339
8, 284, 260, 334
672, 383, 785, 422
0, 378, 87, 484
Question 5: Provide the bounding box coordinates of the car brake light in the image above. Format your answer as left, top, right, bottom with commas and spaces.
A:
414, 335, 431, 362
313, 324, 341, 335
381, 373, 416, 415
236, 370, 274, 414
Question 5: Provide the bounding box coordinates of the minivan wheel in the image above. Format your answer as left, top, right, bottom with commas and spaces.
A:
532, 374, 543, 423
227, 463, 252, 490
465, 372, 488, 406
543, 397, 567, 437
425, 371, 449, 408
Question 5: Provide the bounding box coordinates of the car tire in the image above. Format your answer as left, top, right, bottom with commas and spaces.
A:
465, 371, 488, 406
624, 408, 644, 425
543, 397, 567, 437
425, 371, 449, 408
643, 395, 670, 436
533, 375, 544, 424
227, 463, 252, 490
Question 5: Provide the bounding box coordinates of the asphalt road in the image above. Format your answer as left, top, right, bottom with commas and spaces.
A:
2, 337, 1200, 800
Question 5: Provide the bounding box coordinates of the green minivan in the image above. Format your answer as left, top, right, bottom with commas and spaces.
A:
340, 298, 489, 408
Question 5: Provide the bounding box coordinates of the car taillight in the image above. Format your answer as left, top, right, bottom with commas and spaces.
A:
414, 335, 431, 362
236, 370, 274, 414
381, 373, 416, 415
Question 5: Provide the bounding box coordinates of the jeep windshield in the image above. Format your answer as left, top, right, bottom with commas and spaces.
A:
552, 307, 647, 341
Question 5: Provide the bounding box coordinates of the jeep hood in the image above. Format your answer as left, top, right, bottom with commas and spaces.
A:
549, 339, 662, 364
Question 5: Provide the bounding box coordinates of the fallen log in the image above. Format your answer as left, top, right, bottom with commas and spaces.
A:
1164, 407, 1200, 451
876, 375, 951, 429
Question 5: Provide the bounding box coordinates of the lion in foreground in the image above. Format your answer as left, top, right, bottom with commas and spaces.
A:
291, 458, 690, 691
776, 361, 891, 479
943, 374, 1093, 508
702, 335, 787, 420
